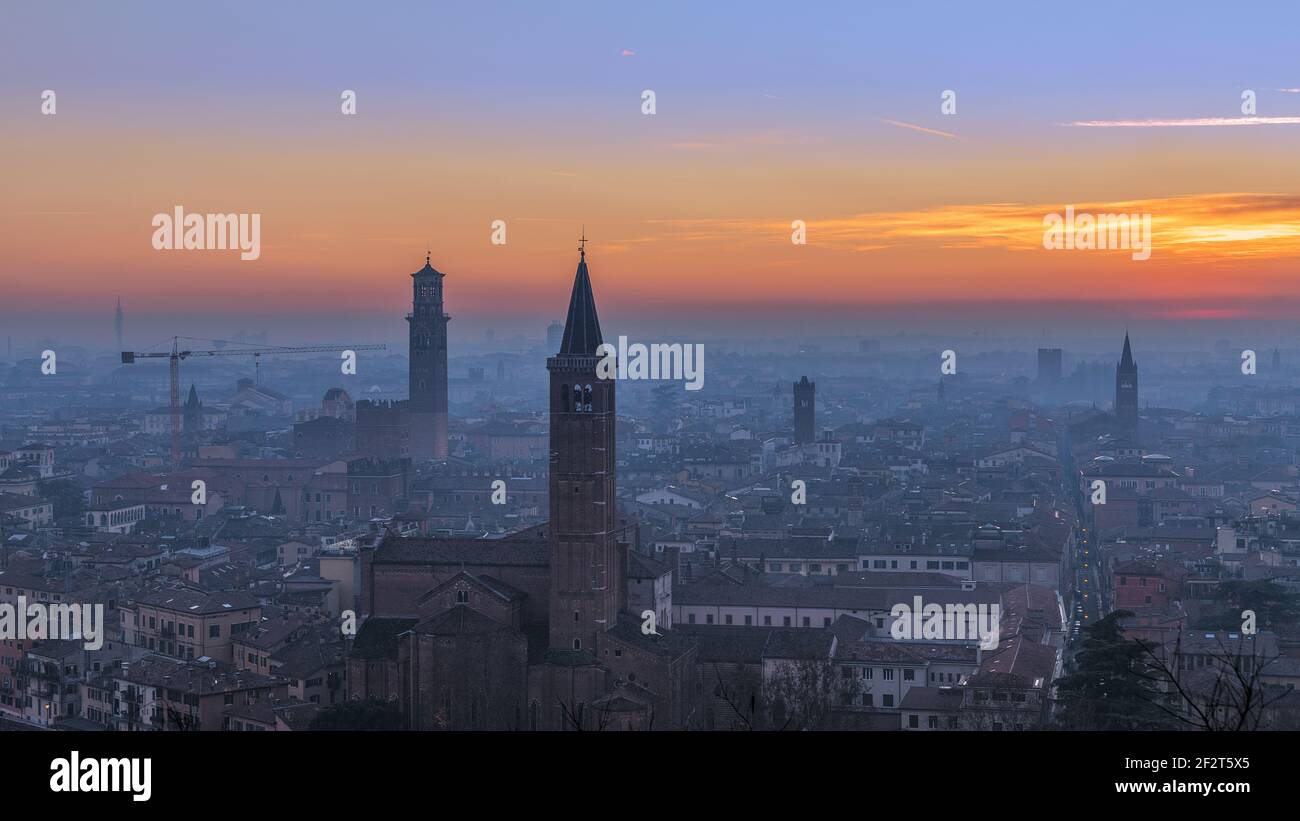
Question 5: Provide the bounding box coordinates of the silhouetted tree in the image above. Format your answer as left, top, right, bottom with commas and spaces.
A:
1192, 580, 1300, 630
1054, 610, 1177, 730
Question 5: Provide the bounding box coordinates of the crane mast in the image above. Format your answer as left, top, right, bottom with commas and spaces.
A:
121, 337, 387, 466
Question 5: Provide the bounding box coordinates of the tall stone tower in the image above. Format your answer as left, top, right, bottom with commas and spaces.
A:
546, 242, 619, 654
794, 376, 815, 444
183, 383, 202, 442
407, 254, 449, 459
1115, 332, 1138, 432
115, 297, 124, 353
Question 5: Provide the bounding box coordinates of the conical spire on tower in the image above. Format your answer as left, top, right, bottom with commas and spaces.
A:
558, 235, 603, 356
1119, 331, 1136, 370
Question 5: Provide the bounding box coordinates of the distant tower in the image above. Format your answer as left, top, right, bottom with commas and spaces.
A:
407, 253, 450, 459
496, 359, 506, 382
547, 238, 619, 654
115, 297, 124, 352
1037, 348, 1062, 382
1273, 348, 1282, 371
547, 320, 564, 354
1115, 332, 1139, 431
794, 376, 815, 444
937, 377, 946, 403
183, 384, 202, 441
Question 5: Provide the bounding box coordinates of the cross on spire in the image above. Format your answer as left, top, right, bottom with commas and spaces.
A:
579, 226, 587, 260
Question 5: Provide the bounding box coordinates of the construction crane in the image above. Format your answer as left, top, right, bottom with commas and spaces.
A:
121, 337, 387, 466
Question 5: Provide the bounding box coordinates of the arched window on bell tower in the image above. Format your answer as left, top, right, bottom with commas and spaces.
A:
561, 384, 570, 412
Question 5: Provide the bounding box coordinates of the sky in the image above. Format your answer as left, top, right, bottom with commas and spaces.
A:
2, 1, 1299, 350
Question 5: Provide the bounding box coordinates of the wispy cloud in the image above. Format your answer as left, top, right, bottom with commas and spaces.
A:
881, 119, 962, 140
653, 194, 1300, 262
1276, 88, 1300, 93
667, 130, 821, 151
1068, 116, 1300, 127
620, 49, 635, 57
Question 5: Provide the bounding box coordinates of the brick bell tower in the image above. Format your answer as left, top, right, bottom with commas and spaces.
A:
547, 238, 619, 653
407, 253, 449, 460
1115, 331, 1138, 433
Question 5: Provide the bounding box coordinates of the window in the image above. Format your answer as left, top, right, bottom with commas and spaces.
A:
783, 617, 791, 627
209, 625, 220, 639
744, 615, 753, 626
883, 668, 895, 681
763, 616, 772, 626
883, 694, 894, 707
908, 714, 919, 728
688, 614, 696, 624
724, 615, 733, 625
903, 669, 914, 681
572, 639, 581, 651
802, 617, 810, 627
863, 668, 873, 680
705, 614, 714, 624
928, 715, 939, 729
457, 590, 469, 604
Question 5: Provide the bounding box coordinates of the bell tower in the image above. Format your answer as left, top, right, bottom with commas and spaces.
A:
407, 253, 449, 459
546, 240, 619, 653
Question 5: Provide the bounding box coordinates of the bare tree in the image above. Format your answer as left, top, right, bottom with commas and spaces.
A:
1135, 634, 1294, 731
710, 664, 757, 730
761, 658, 852, 730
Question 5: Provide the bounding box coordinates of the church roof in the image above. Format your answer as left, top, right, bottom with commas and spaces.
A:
605, 613, 697, 659
415, 605, 512, 636
372, 533, 549, 566
558, 248, 603, 356
349, 617, 418, 659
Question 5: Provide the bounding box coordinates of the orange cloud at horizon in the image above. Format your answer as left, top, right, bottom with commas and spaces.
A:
654, 193, 1300, 261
